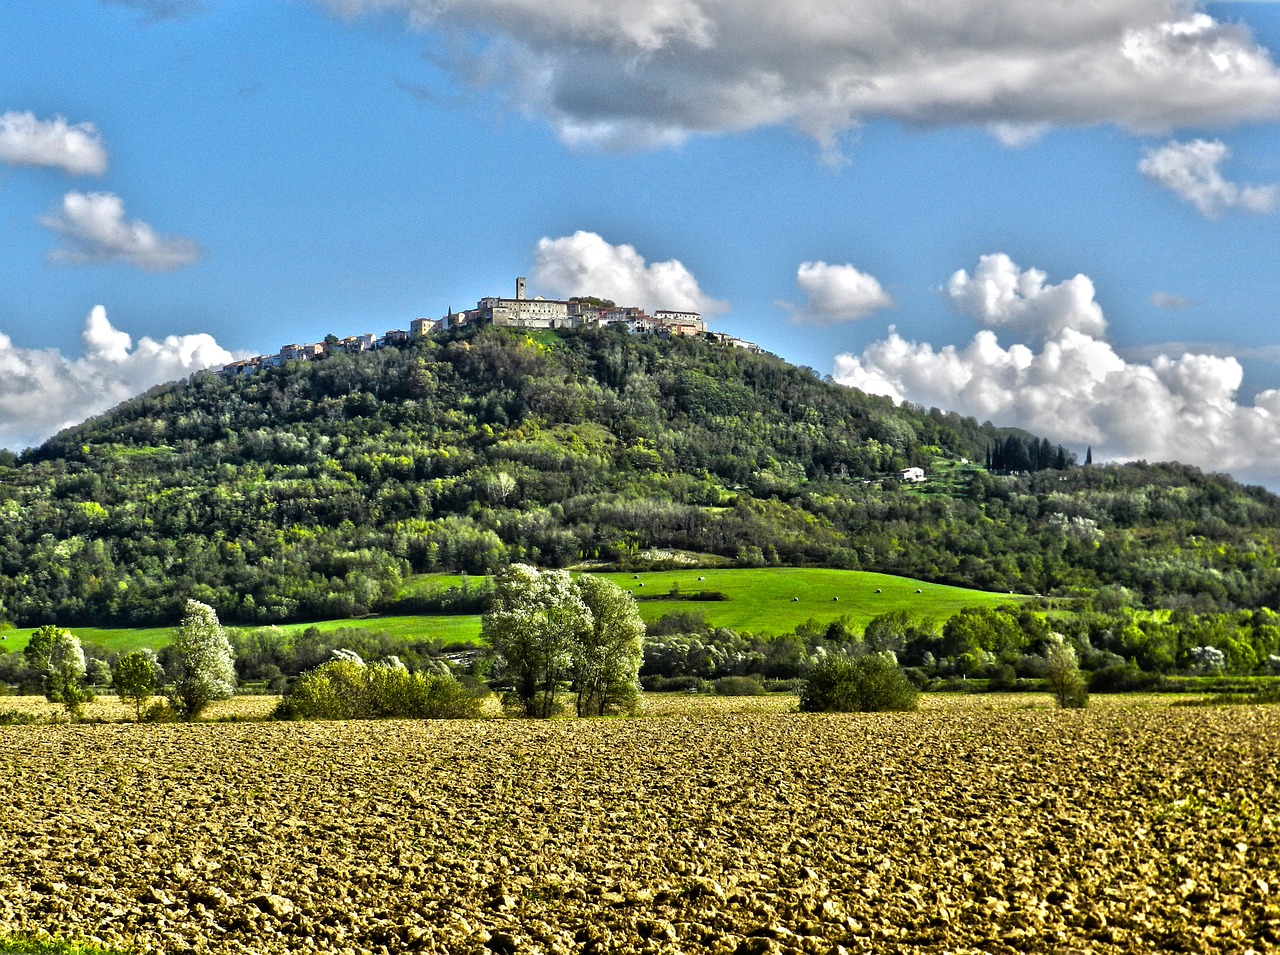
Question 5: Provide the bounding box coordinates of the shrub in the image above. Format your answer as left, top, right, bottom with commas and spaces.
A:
1089, 662, 1164, 693
987, 664, 1018, 691
640, 675, 706, 693
1042, 635, 1089, 709
799, 654, 919, 713
275, 659, 482, 720
0, 709, 42, 726
713, 675, 766, 696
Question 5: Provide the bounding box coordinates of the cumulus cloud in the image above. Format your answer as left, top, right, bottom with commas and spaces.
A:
946, 253, 1106, 339
325, 1, 1280, 151
39, 192, 201, 272
530, 231, 727, 314
1139, 138, 1278, 217
834, 255, 1280, 487
0, 111, 107, 176
778, 261, 893, 325
0, 306, 240, 450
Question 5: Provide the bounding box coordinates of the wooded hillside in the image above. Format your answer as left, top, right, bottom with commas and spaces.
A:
2, 324, 1277, 626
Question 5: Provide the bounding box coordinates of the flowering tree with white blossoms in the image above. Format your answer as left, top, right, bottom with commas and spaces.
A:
166, 600, 236, 720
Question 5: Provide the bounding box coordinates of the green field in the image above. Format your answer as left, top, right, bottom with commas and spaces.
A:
594, 567, 1024, 632
0, 568, 1025, 655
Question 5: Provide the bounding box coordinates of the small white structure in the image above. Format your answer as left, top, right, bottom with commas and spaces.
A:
899, 466, 926, 482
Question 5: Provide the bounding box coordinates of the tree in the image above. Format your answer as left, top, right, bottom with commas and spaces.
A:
799, 652, 918, 713
25, 625, 91, 718
166, 600, 236, 720
483, 564, 588, 717
572, 575, 645, 716
1042, 634, 1088, 709
113, 650, 160, 720
48, 629, 91, 719
22, 624, 59, 675
483, 565, 646, 718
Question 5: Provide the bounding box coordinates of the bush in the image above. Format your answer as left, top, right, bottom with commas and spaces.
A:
1042, 635, 1089, 709
640, 675, 707, 693
712, 676, 766, 696
799, 654, 919, 713
0, 709, 41, 726
275, 660, 483, 720
1089, 663, 1164, 693
986, 664, 1019, 691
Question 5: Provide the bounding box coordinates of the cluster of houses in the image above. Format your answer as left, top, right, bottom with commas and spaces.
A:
223, 278, 763, 378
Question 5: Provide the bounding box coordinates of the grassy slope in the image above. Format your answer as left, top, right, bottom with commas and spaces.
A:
0, 569, 1024, 656
596, 567, 1023, 632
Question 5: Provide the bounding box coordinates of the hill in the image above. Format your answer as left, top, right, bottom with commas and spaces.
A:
2, 323, 1279, 627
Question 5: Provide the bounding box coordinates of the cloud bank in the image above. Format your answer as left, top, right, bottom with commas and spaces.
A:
0, 307, 239, 451
0, 111, 107, 176
327, 1, 1280, 151
778, 261, 893, 325
1139, 138, 1278, 217
834, 254, 1280, 487
531, 231, 727, 314
40, 192, 201, 272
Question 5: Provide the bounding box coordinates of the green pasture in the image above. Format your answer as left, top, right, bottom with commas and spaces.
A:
0, 625, 171, 656
595, 567, 1024, 633
263, 614, 482, 645
0, 614, 482, 657
0, 568, 1025, 656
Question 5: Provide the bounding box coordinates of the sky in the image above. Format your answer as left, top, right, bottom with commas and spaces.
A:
4, 1, 1280, 485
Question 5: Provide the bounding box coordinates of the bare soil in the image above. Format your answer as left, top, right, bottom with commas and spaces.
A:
0, 695, 1276, 954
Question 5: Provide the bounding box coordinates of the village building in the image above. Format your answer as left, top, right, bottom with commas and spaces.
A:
222, 276, 763, 379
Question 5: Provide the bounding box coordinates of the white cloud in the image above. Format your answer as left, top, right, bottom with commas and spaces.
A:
326, 1, 1280, 151
1139, 138, 1278, 217
0, 111, 107, 176
834, 255, 1280, 487
530, 231, 727, 314
778, 261, 893, 325
39, 192, 201, 272
946, 253, 1106, 339
0, 306, 240, 450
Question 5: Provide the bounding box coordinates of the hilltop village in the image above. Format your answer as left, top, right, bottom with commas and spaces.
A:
223, 278, 762, 377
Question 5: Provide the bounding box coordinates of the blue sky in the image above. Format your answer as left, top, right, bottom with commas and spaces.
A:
4, 0, 1280, 485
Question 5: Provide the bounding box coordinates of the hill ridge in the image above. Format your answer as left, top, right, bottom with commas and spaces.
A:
2, 324, 1278, 627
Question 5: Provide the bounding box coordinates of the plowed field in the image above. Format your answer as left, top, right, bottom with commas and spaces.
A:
1, 695, 1276, 954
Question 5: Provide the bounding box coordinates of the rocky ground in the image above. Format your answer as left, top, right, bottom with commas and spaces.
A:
0, 694, 1276, 954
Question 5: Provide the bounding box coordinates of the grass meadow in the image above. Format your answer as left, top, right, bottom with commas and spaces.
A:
0, 567, 1027, 656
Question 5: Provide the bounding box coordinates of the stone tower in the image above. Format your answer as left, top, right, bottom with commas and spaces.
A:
516, 276, 526, 301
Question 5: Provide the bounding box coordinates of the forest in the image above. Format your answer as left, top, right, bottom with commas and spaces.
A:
2, 323, 1279, 628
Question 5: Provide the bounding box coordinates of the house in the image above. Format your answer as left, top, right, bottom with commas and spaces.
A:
478, 277, 575, 329
899, 467, 926, 482
654, 310, 705, 336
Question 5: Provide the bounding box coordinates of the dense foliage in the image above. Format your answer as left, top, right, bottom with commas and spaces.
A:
273, 657, 481, 720
799, 653, 919, 712
2, 324, 1279, 627
482, 564, 644, 717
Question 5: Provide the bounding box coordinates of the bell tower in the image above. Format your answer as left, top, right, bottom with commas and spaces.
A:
515, 276, 526, 301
